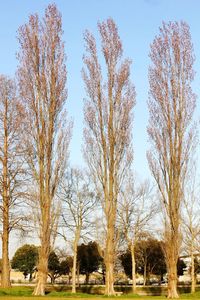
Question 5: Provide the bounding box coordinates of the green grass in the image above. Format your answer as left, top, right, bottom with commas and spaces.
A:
0, 287, 200, 299
1, 296, 200, 300
0, 286, 33, 296
47, 291, 100, 297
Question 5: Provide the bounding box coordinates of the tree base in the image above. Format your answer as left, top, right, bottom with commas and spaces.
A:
33, 281, 45, 296
1, 282, 11, 288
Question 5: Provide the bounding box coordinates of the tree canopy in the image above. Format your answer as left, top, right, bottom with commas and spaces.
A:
11, 244, 38, 281
77, 241, 103, 284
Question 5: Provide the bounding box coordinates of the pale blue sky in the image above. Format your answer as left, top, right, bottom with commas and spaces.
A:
0, 0, 199, 180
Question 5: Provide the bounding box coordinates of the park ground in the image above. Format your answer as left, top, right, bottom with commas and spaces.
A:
0, 287, 200, 300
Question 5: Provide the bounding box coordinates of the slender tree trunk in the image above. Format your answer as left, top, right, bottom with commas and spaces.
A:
102, 270, 105, 284
1, 226, 10, 288
72, 245, 77, 293
105, 217, 115, 295
104, 212, 116, 295
165, 219, 179, 298
146, 266, 150, 285
191, 251, 195, 293
130, 243, 136, 293
160, 273, 163, 283
49, 274, 55, 284
143, 262, 147, 286
85, 273, 90, 284
77, 261, 80, 287
1, 101, 10, 288
72, 229, 80, 294
105, 109, 116, 296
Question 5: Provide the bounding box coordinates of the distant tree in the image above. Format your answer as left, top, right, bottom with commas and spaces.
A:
11, 244, 38, 281
59, 256, 73, 282
60, 168, 96, 293
177, 259, 186, 276
121, 241, 186, 285
48, 251, 60, 284
194, 258, 200, 276
146, 240, 166, 282
135, 238, 165, 285
48, 251, 73, 284
118, 172, 156, 292
12, 246, 73, 284
77, 241, 103, 284
120, 250, 132, 279
188, 257, 200, 287
120, 238, 166, 284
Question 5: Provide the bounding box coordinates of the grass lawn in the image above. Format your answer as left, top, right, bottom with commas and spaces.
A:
0, 287, 200, 299
2, 297, 200, 300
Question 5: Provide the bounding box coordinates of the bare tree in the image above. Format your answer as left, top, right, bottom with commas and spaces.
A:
118, 172, 156, 292
17, 4, 72, 295
60, 168, 96, 293
83, 18, 135, 295
0, 76, 25, 288
147, 21, 196, 298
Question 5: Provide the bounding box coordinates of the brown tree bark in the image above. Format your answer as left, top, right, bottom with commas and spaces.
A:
72, 228, 81, 294
72, 249, 77, 293
1, 214, 10, 288
167, 258, 179, 299
130, 243, 136, 293
77, 261, 80, 288
191, 251, 195, 293
1, 234, 11, 288
1, 96, 10, 288
34, 221, 51, 295
143, 256, 147, 286
104, 216, 115, 295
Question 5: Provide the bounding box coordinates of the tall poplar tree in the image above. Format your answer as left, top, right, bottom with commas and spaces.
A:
83, 18, 135, 295
17, 5, 71, 295
147, 21, 196, 298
